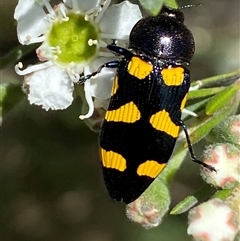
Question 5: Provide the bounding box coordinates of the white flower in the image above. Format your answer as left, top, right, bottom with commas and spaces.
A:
14, 0, 142, 117
187, 199, 239, 241
24, 64, 74, 110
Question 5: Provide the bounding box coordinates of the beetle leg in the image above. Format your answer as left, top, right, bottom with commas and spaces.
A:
78, 60, 120, 84
179, 119, 216, 172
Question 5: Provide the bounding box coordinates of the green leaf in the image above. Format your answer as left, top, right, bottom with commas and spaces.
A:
0, 84, 7, 122
186, 101, 238, 146
138, 0, 164, 15
0, 44, 39, 69
191, 69, 240, 88
182, 98, 210, 121
164, 0, 178, 9
0, 84, 7, 104
171, 196, 198, 215
205, 84, 239, 116
142, 177, 171, 210
2, 84, 25, 116
138, 0, 178, 15
160, 147, 188, 185
188, 87, 225, 100
212, 187, 235, 201
182, 82, 240, 146
171, 185, 216, 215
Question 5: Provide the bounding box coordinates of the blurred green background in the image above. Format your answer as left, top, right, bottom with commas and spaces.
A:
1, 0, 239, 241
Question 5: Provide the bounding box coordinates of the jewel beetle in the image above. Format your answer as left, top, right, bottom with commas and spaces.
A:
80, 6, 215, 204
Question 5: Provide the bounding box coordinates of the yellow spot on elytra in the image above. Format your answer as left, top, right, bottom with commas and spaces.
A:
149, 109, 179, 138
137, 160, 166, 178
111, 75, 119, 96
161, 67, 184, 86
180, 94, 188, 110
100, 148, 126, 171
105, 101, 141, 123
127, 56, 153, 79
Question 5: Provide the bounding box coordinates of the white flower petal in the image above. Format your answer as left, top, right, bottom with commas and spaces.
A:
63, 0, 102, 12
86, 57, 116, 100
99, 1, 142, 39
26, 65, 74, 110
14, 0, 49, 44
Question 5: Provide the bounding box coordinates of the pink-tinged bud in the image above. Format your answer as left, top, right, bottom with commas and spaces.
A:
187, 199, 238, 241
209, 115, 240, 147
126, 198, 163, 228
225, 185, 240, 231
126, 178, 170, 229
200, 143, 240, 189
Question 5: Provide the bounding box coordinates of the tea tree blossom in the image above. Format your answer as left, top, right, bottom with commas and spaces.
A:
14, 0, 142, 117
188, 199, 239, 241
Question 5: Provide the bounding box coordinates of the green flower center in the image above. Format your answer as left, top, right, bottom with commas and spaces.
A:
48, 13, 99, 64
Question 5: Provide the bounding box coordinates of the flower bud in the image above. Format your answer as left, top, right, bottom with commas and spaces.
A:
126, 178, 170, 228
201, 143, 240, 189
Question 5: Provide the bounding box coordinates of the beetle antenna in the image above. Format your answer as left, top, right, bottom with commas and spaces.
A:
178, 3, 203, 10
